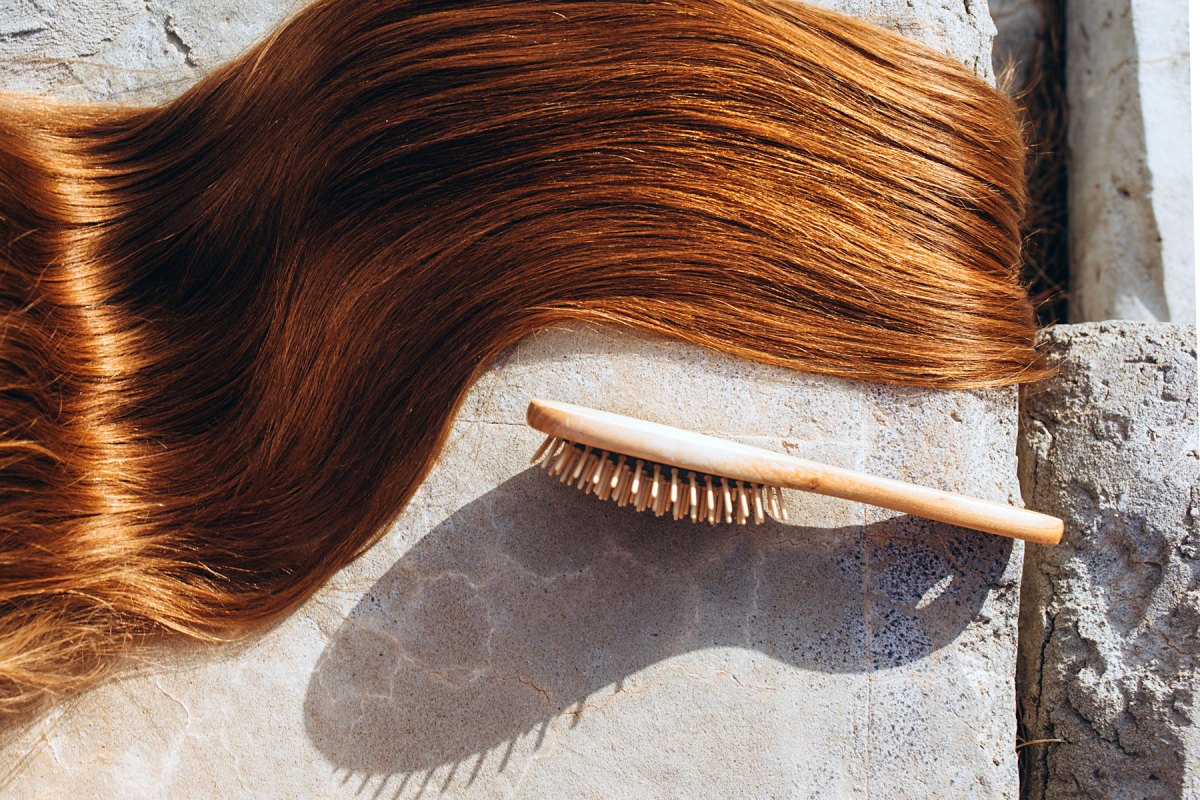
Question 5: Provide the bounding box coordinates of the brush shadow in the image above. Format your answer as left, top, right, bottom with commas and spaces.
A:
303, 467, 1011, 777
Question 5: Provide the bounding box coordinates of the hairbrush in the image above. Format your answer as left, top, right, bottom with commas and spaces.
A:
527, 398, 1062, 545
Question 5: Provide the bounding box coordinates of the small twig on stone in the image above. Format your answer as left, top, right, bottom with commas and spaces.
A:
1015, 738, 1067, 751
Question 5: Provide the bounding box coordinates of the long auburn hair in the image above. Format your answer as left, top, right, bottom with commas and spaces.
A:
0, 0, 1039, 712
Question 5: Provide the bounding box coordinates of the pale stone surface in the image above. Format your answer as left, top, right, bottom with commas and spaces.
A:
0, 326, 1027, 798
0, 2, 1022, 798
1066, 0, 1196, 324
0, 0, 303, 103
1017, 322, 1200, 799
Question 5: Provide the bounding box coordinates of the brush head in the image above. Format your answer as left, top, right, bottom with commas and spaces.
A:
526, 399, 786, 525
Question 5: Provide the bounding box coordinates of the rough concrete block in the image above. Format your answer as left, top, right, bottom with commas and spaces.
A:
1066, 0, 1195, 324
0, 326, 1027, 798
1018, 322, 1199, 799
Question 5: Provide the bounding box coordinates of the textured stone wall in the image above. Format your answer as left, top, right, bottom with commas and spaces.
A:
1065, 0, 1195, 324
988, 1, 1195, 326
1018, 322, 1199, 799
0, 2, 1028, 798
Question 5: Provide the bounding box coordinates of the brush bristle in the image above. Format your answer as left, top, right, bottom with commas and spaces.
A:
530, 435, 787, 524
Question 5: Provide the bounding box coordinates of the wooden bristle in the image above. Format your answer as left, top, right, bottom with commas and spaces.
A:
737, 481, 751, 525
530, 435, 556, 464
688, 472, 699, 523
533, 439, 785, 526
705, 476, 717, 524
720, 478, 733, 524
575, 453, 597, 490
634, 464, 651, 512
552, 444, 575, 478
571, 446, 593, 483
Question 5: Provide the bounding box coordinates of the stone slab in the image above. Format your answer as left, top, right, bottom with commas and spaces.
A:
0, 325, 1027, 798
1017, 322, 1200, 799
0, 1, 1021, 797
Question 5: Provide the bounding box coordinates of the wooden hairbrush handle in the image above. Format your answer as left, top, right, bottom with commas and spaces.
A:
773, 459, 1062, 545
527, 398, 1063, 545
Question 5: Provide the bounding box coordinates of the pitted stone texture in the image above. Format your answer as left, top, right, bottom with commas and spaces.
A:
0, 0, 997, 105
1066, 0, 1195, 324
0, 326, 1026, 799
1017, 322, 1200, 800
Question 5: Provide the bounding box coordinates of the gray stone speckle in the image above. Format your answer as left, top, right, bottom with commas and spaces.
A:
1018, 321, 1200, 800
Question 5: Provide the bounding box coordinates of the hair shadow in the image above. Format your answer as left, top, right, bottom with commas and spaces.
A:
303, 467, 1012, 777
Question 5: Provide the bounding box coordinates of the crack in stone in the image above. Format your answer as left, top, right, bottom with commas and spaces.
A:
747, 546, 762, 649
512, 719, 557, 795
216, 726, 252, 796
147, 677, 195, 786
498, 672, 556, 711
41, 736, 65, 774
1034, 608, 1055, 799
0, 701, 74, 792
143, 2, 197, 67
0, 25, 47, 40
163, 22, 193, 64
862, 513, 873, 798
